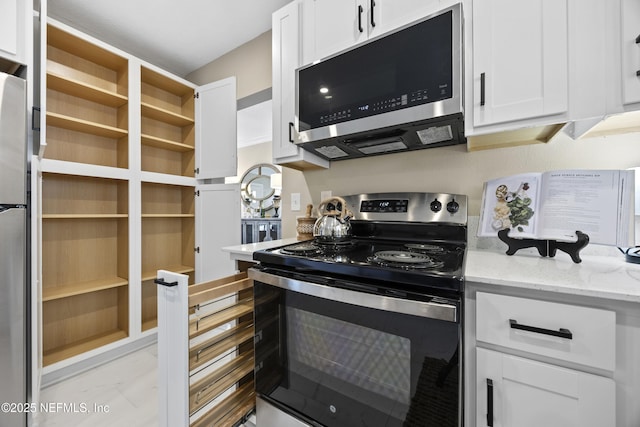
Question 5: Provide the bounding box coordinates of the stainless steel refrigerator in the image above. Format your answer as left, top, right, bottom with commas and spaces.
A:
0, 71, 28, 427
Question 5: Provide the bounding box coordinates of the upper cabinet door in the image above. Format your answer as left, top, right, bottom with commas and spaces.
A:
472, 0, 568, 127
272, 1, 329, 169
195, 76, 237, 180
273, 2, 302, 160
622, 0, 640, 106
369, 0, 441, 38
302, 0, 366, 64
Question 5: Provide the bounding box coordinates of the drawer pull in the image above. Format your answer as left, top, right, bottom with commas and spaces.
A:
509, 319, 573, 339
486, 378, 494, 427
154, 278, 178, 287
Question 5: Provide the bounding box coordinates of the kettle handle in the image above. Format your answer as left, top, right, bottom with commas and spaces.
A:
317, 196, 348, 218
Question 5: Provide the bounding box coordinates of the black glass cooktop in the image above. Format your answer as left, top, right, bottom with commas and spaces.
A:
253, 238, 465, 293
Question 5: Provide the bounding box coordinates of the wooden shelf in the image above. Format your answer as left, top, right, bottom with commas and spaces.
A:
48, 25, 128, 71
142, 265, 195, 282
189, 321, 254, 371
43, 213, 128, 219
142, 319, 158, 331
47, 71, 127, 107
141, 102, 194, 127
43, 329, 128, 366
142, 213, 195, 218
141, 133, 194, 152
189, 298, 254, 340
43, 277, 128, 301
189, 350, 254, 414
190, 381, 255, 427
47, 111, 128, 139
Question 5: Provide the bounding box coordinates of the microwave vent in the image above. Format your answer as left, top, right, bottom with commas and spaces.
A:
352, 136, 407, 155
416, 125, 454, 145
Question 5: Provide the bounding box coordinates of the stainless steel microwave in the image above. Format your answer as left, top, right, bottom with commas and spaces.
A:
295, 3, 464, 161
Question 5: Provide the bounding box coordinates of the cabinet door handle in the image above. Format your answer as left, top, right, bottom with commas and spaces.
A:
358, 5, 364, 33
154, 278, 178, 287
288, 122, 295, 142
370, 0, 376, 28
486, 378, 494, 427
509, 319, 573, 339
480, 72, 486, 106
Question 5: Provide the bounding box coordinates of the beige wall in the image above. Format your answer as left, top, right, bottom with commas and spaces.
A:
271, 131, 640, 239
186, 30, 272, 99
188, 28, 640, 241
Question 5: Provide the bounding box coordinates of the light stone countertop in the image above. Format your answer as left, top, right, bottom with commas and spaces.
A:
465, 248, 640, 303
222, 238, 301, 263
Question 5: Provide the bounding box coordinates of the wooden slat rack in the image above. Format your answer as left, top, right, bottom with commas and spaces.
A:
157, 269, 255, 427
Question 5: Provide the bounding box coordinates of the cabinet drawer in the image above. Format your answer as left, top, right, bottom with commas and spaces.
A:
476, 292, 615, 371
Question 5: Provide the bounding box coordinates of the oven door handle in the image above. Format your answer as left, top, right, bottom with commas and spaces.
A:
249, 268, 458, 323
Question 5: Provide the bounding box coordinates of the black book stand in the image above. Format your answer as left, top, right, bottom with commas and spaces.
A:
497, 229, 590, 264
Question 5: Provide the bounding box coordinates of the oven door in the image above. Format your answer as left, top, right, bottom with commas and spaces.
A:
250, 267, 461, 427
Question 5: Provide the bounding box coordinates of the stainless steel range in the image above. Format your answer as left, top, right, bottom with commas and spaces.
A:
250, 192, 467, 427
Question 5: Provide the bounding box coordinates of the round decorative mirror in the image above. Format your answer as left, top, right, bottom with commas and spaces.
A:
240, 163, 280, 215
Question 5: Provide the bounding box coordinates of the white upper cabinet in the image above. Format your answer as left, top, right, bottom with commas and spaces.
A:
272, 1, 328, 170
301, 0, 442, 65
621, 0, 640, 106
0, 0, 28, 66
471, 0, 568, 128
302, 0, 366, 64
195, 76, 237, 180
369, 0, 444, 38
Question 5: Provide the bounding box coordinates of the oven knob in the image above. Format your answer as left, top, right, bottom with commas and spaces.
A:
447, 200, 460, 213
430, 199, 442, 212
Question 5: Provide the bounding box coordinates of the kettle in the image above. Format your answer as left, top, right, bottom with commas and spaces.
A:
313, 197, 353, 243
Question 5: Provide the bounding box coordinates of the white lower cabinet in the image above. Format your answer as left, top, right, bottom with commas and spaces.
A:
476, 348, 615, 427
472, 291, 617, 427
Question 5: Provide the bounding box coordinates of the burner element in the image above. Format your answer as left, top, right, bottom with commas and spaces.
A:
280, 242, 321, 256
367, 250, 446, 270
373, 251, 431, 263
315, 239, 358, 254
405, 243, 445, 253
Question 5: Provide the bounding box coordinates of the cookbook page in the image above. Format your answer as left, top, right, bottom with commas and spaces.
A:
478, 173, 542, 239
537, 170, 629, 245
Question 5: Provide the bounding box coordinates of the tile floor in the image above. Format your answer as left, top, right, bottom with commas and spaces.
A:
38, 344, 159, 427
37, 344, 256, 427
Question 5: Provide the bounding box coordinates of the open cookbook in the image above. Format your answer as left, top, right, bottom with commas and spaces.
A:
478, 169, 635, 246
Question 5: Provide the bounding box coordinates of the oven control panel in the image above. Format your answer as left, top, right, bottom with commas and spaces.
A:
360, 199, 409, 213
345, 192, 468, 225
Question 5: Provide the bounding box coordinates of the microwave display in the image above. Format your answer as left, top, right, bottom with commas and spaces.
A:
298, 11, 453, 131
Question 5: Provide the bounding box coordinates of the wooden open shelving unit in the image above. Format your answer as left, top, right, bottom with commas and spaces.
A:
41, 173, 129, 365
45, 25, 129, 168
141, 66, 195, 177
141, 182, 195, 331
40, 21, 206, 368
